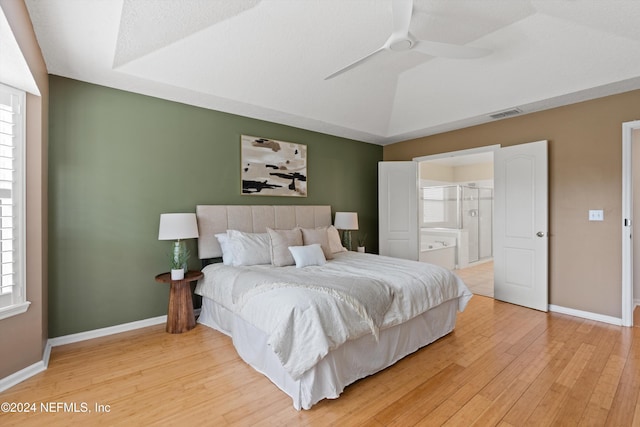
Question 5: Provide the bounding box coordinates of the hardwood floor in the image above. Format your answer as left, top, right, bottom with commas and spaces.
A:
2, 297, 640, 426
455, 261, 494, 298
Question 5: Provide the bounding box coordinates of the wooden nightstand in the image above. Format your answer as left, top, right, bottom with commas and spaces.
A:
155, 270, 203, 334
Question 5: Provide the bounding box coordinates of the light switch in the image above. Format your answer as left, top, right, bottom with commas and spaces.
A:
589, 210, 604, 221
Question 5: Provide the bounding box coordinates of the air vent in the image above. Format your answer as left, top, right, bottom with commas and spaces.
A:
489, 108, 522, 120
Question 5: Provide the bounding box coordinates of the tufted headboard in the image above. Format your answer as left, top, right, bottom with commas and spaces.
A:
196, 205, 332, 259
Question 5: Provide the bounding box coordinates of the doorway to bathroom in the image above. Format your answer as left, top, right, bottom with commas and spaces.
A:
417, 148, 495, 298
380, 141, 548, 310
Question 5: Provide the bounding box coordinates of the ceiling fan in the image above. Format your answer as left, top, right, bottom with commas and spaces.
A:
325, 0, 491, 80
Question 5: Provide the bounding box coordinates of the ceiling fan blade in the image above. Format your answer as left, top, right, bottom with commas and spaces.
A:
413, 39, 491, 59
325, 0, 489, 80
325, 0, 413, 80
325, 46, 385, 80
391, 0, 414, 36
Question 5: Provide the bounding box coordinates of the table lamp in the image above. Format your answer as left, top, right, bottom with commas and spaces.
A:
158, 213, 199, 276
334, 212, 358, 251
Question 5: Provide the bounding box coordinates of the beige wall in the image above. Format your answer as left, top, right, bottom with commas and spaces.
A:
420, 162, 454, 183
0, 0, 48, 379
420, 162, 493, 184
385, 89, 640, 318
453, 162, 493, 184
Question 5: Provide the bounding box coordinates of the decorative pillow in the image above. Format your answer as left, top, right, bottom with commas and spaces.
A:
288, 244, 326, 268
267, 228, 303, 267
299, 227, 333, 260
215, 232, 234, 265
226, 230, 271, 266
327, 225, 347, 253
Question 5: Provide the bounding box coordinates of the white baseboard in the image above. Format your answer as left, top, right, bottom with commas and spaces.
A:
0, 310, 205, 393
549, 304, 623, 326
0, 360, 47, 393
48, 315, 168, 347
42, 340, 52, 368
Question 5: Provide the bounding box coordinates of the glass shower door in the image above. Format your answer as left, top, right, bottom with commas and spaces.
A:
478, 188, 493, 259
462, 186, 479, 263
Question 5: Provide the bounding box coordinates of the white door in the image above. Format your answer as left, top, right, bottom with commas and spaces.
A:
494, 140, 549, 311
378, 161, 419, 260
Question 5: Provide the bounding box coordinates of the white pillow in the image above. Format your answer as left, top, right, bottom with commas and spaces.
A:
328, 225, 347, 253
288, 244, 326, 268
215, 233, 234, 265
227, 230, 271, 266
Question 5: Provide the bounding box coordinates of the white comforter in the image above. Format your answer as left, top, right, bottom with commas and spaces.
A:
195, 251, 472, 380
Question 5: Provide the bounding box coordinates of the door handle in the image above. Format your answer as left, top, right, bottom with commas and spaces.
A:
536, 231, 545, 237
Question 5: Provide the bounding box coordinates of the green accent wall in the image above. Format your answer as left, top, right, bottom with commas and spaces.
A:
48, 76, 382, 337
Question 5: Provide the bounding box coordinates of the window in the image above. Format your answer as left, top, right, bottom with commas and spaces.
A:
421, 186, 459, 228
422, 187, 447, 224
0, 83, 28, 320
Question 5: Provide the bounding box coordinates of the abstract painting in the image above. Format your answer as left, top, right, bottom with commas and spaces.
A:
241, 135, 307, 197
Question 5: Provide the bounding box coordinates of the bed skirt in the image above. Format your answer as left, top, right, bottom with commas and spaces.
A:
198, 296, 459, 410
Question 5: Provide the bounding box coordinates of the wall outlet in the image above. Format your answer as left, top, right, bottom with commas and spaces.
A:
589, 209, 604, 221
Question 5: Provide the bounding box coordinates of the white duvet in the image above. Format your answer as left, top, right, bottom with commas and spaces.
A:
195, 251, 472, 380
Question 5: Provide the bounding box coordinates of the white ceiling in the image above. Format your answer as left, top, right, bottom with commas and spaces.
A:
24, 0, 640, 145
0, 7, 39, 95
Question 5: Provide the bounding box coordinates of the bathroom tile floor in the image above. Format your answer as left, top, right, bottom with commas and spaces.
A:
454, 261, 494, 298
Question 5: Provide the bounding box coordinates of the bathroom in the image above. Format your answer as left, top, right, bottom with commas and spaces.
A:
419, 153, 494, 272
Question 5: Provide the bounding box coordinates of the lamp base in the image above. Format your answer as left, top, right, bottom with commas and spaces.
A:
342, 230, 352, 251
172, 241, 188, 272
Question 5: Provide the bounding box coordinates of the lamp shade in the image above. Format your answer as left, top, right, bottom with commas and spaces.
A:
158, 213, 199, 240
334, 212, 358, 230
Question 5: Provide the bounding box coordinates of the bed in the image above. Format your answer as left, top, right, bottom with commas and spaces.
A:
194, 205, 472, 410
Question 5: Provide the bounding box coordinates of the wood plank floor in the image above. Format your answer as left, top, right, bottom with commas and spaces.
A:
2, 297, 640, 426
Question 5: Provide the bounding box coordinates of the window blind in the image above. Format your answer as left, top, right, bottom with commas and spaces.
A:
0, 86, 23, 312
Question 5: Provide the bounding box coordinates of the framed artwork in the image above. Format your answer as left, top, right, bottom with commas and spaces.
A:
241, 135, 307, 197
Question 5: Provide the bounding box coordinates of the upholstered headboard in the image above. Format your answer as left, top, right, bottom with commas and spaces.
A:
196, 205, 332, 259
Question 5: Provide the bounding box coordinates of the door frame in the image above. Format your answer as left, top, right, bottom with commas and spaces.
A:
621, 120, 640, 327
413, 145, 501, 163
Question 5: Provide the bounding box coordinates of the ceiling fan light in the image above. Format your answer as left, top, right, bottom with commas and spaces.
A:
390, 39, 413, 51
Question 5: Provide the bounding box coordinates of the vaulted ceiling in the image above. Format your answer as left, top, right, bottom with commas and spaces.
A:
25, 0, 640, 145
